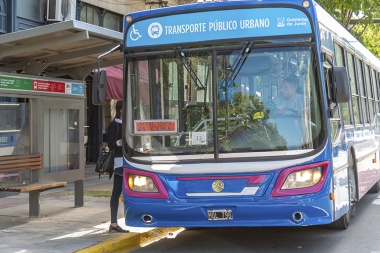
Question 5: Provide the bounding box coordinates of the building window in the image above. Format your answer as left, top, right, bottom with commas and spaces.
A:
17, 0, 40, 21
104, 12, 122, 32
80, 5, 99, 26
79, 3, 123, 32
0, 0, 5, 34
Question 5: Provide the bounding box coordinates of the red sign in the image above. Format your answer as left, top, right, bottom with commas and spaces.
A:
32, 80, 65, 93
134, 120, 177, 134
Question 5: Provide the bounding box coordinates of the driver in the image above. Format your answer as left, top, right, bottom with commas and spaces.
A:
271, 77, 305, 116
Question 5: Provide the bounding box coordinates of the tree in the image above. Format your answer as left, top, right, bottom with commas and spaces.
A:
359, 24, 380, 58
316, 0, 380, 32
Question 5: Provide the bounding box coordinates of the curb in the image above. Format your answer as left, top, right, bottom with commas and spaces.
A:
75, 227, 183, 253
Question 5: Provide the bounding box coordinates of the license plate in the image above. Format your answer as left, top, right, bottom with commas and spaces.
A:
207, 209, 233, 221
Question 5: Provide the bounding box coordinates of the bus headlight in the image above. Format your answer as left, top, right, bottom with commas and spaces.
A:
128, 174, 159, 192
281, 167, 322, 189
271, 161, 329, 197
124, 168, 169, 199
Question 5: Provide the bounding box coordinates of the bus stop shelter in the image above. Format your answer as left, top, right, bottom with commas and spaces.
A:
0, 20, 123, 216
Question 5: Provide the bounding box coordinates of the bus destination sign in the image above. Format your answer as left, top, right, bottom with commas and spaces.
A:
134, 120, 177, 134
125, 8, 312, 48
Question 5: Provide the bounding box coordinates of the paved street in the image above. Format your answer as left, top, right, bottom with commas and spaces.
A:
133, 192, 380, 253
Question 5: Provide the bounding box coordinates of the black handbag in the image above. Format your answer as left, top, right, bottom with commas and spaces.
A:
95, 149, 115, 178
95, 120, 119, 179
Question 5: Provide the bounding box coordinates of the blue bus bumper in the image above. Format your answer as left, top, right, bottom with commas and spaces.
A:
123, 194, 334, 227
122, 162, 336, 227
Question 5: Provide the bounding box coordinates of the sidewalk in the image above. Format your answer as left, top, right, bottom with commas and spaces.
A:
0, 164, 182, 253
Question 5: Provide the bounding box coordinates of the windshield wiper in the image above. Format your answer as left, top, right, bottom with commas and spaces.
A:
174, 47, 205, 90
227, 41, 253, 84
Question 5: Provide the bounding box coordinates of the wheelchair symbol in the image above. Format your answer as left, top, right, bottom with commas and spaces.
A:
130, 25, 142, 41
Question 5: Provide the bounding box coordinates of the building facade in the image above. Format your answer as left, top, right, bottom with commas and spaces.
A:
0, 0, 188, 163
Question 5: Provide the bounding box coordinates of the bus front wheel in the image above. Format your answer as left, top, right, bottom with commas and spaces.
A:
330, 210, 350, 229
330, 164, 357, 229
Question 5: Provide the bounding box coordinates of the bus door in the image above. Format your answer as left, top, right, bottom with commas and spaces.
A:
322, 50, 351, 219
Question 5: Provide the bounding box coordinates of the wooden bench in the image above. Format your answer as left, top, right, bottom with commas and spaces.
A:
0, 154, 67, 217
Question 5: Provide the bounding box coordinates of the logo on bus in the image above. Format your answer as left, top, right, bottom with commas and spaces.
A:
148, 22, 163, 39
277, 17, 285, 27
212, 180, 224, 192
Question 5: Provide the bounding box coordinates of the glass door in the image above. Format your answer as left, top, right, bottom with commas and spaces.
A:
40, 99, 84, 181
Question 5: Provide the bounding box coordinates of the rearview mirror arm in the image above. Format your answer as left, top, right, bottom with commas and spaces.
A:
97, 43, 122, 71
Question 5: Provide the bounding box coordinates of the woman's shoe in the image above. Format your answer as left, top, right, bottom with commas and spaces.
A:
109, 225, 129, 233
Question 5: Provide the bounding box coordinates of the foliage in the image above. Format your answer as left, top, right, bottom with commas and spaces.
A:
228, 93, 269, 122
316, 0, 380, 58
315, 0, 380, 31
355, 24, 380, 58
55, 190, 111, 197
185, 91, 287, 151
185, 104, 209, 131
219, 92, 287, 151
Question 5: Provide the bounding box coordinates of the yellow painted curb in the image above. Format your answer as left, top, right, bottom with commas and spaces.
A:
75, 227, 183, 253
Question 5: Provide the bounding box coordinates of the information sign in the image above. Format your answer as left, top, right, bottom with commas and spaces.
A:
126, 7, 312, 48
0, 75, 85, 96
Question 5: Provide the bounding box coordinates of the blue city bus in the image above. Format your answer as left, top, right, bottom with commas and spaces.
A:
119, 0, 380, 229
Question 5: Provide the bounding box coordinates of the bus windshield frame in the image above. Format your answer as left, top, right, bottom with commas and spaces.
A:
123, 41, 326, 163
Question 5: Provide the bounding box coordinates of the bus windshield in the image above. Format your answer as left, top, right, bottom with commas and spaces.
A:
125, 44, 324, 161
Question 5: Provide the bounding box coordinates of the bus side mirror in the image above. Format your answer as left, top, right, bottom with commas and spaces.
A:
329, 67, 350, 103
92, 69, 107, 105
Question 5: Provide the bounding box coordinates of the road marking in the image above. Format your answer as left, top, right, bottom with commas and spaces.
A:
373, 195, 380, 205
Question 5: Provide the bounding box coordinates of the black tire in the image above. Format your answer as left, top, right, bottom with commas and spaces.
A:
330, 164, 357, 229
330, 211, 350, 229
348, 165, 357, 218
368, 180, 380, 193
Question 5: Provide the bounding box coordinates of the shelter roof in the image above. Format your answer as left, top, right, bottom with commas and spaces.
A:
0, 20, 123, 79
